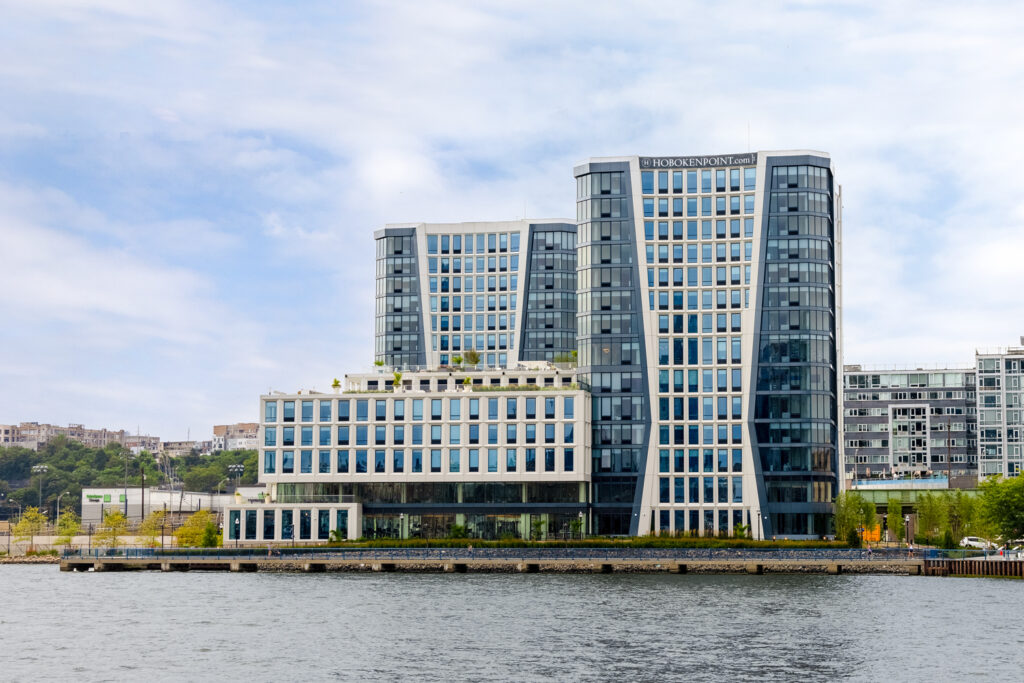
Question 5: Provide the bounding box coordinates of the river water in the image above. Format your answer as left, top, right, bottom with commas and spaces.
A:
1, 565, 1022, 681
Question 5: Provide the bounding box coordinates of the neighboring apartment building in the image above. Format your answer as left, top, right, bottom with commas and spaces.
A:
842, 365, 977, 482
226, 149, 842, 543
374, 220, 577, 369
225, 367, 587, 542
212, 423, 259, 451
976, 343, 1024, 479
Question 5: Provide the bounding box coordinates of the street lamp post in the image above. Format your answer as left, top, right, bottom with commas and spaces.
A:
32, 464, 49, 515
577, 510, 584, 540
228, 464, 244, 493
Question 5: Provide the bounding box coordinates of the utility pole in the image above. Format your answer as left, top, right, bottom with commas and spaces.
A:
141, 466, 146, 523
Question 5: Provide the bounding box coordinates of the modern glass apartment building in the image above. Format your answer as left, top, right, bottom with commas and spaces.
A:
842, 365, 977, 482
574, 152, 842, 538
374, 220, 576, 370
976, 344, 1024, 479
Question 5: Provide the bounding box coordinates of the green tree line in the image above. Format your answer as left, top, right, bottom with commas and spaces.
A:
0, 436, 256, 518
836, 477, 1024, 548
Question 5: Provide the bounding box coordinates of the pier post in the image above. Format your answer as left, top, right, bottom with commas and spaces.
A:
745, 563, 763, 575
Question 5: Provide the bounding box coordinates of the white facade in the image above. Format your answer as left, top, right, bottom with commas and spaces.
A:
977, 345, 1024, 479
226, 366, 590, 543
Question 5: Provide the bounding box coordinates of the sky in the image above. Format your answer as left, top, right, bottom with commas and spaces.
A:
2, 0, 1023, 441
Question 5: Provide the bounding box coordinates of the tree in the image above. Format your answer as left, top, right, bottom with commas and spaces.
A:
451, 356, 463, 367
13, 506, 48, 553
464, 350, 480, 366
569, 517, 584, 540
94, 510, 129, 549
174, 510, 221, 547
834, 491, 863, 541
915, 492, 948, 544
182, 466, 222, 493
979, 475, 1024, 543
447, 524, 468, 539
834, 491, 877, 544
55, 509, 82, 547
331, 377, 341, 389
393, 371, 403, 387
530, 517, 545, 541
945, 489, 981, 541
887, 497, 905, 544
137, 509, 167, 548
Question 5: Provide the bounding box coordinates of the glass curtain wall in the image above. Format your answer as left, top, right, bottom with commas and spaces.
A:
575, 163, 650, 535
754, 159, 838, 537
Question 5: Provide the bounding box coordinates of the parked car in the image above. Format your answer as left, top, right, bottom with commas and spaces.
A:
959, 536, 996, 549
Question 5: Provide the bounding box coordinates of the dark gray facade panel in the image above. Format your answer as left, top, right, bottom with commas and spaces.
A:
752, 154, 838, 538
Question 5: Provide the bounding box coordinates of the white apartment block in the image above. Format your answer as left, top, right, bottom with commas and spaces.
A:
225, 365, 589, 543
976, 344, 1024, 479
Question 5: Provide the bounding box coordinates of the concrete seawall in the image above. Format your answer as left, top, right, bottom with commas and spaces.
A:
59, 555, 925, 575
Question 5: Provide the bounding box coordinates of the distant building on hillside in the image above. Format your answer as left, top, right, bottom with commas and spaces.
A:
0, 422, 160, 453
161, 441, 198, 458
212, 423, 259, 451
125, 434, 162, 455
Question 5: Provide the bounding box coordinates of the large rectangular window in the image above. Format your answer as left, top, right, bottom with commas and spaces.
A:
299, 510, 312, 540
281, 510, 294, 540
318, 450, 330, 474
263, 450, 275, 474
282, 450, 294, 474
245, 510, 257, 540
318, 510, 330, 540
263, 510, 275, 540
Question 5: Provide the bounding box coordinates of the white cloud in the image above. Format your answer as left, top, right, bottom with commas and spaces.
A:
2, 0, 1024, 436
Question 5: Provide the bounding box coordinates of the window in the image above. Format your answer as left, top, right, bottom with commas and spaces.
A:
283, 401, 295, 422
337, 450, 349, 473
301, 400, 313, 422
263, 450, 275, 474
282, 450, 294, 474
338, 400, 350, 422
355, 450, 367, 473
356, 400, 368, 422
264, 402, 277, 423
545, 448, 556, 472
564, 448, 574, 472
319, 450, 330, 473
